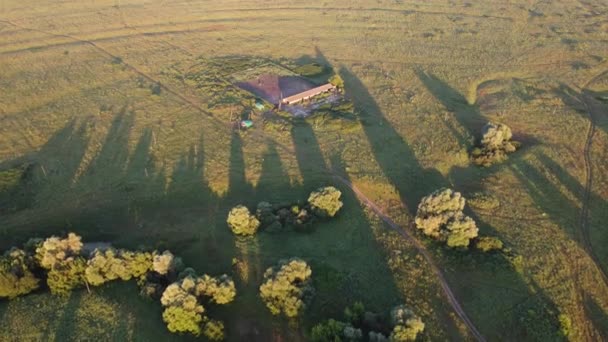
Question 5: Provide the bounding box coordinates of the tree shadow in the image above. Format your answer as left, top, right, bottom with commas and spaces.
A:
338, 67, 446, 213
554, 84, 608, 134
291, 120, 328, 192
332, 53, 563, 339
84, 107, 134, 184
584, 292, 608, 340
415, 69, 488, 148
47, 290, 83, 341
255, 140, 293, 200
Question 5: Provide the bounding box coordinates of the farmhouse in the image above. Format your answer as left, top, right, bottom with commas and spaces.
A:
281, 83, 336, 105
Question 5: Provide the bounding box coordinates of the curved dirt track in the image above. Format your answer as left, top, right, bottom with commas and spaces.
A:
578, 73, 608, 285
333, 175, 486, 342
0, 19, 485, 341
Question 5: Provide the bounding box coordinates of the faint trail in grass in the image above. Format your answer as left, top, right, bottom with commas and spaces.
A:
576, 67, 608, 286
332, 175, 486, 342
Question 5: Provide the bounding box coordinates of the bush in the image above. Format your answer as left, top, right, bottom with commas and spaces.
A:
227, 205, 260, 236
389, 305, 425, 341
311, 319, 347, 341
308, 186, 343, 218
415, 189, 478, 248
329, 74, 345, 89
0, 248, 39, 299
475, 236, 504, 252
203, 320, 225, 341
467, 192, 500, 210
311, 319, 362, 342
259, 258, 313, 318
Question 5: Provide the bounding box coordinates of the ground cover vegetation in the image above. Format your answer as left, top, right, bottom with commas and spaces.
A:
1, 0, 608, 341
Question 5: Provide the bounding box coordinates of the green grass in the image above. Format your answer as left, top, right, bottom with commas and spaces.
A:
2, 0, 608, 341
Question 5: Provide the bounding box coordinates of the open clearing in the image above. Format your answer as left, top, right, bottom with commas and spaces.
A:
1, 0, 608, 341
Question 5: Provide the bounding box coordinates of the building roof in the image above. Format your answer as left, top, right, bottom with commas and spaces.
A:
282, 83, 336, 104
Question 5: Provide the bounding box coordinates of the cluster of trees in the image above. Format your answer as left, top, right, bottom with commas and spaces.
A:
415, 189, 479, 248
0, 233, 234, 340
227, 186, 343, 236
415, 188, 503, 251
259, 258, 314, 318
160, 272, 236, 339
311, 302, 425, 342
471, 122, 520, 167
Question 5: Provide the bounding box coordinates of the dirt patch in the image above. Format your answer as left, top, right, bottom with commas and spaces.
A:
236, 74, 316, 104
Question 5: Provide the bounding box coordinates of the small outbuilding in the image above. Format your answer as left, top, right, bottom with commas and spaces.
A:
281, 83, 336, 105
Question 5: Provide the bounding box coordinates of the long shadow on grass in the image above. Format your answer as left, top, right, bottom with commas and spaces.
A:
555, 84, 608, 134
338, 67, 446, 212
512, 151, 608, 279
584, 292, 608, 340
415, 69, 488, 148
335, 60, 564, 339
47, 290, 82, 340
289, 121, 406, 326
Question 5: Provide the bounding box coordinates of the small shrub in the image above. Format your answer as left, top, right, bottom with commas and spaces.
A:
308, 186, 343, 218
203, 320, 225, 341
329, 74, 345, 89
475, 236, 504, 252
0, 248, 39, 299
467, 192, 500, 210
389, 305, 425, 341
227, 205, 260, 236
150, 82, 162, 95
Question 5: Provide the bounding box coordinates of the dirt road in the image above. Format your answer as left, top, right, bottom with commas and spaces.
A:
333, 175, 486, 342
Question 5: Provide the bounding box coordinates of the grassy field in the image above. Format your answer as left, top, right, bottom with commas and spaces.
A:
1, 0, 608, 341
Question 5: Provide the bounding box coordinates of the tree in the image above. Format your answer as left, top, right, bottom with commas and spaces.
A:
308, 186, 343, 218
389, 305, 424, 341
161, 274, 234, 336
153, 250, 180, 275
46, 256, 87, 295
259, 258, 313, 318
415, 189, 478, 248
194, 274, 237, 304
472, 122, 519, 167
35, 233, 86, 295
227, 205, 260, 236
36, 232, 83, 269
85, 249, 153, 286
162, 305, 203, 335
161, 280, 205, 335
0, 248, 39, 299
